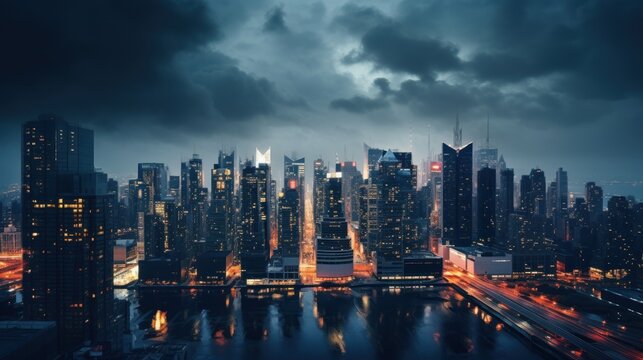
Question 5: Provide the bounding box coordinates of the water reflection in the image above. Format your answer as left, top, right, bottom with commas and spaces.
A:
127, 286, 542, 360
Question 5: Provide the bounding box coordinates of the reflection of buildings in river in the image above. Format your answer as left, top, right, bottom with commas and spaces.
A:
195, 289, 236, 343
440, 292, 474, 355
240, 289, 271, 341
358, 288, 424, 360
275, 289, 303, 338
313, 289, 353, 354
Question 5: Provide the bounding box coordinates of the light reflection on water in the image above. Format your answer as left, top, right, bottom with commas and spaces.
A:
121, 286, 543, 360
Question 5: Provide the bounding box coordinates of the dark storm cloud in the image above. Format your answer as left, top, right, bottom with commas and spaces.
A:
331, 4, 392, 33
0, 0, 299, 136
343, 25, 461, 78
263, 5, 289, 33
330, 96, 388, 114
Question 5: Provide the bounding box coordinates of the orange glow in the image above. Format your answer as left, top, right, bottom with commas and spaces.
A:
288, 179, 297, 190
152, 310, 167, 332
430, 161, 442, 172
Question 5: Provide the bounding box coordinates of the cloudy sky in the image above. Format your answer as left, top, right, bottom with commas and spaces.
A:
1, 0, 641, 194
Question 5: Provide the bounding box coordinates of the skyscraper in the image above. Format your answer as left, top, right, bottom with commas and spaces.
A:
594, 196, 636, 282
278, 182, 300, 257
585, 182, 604, 225
182, 154, 208, 249
496, 168, 514, 247
240, 160, 271, 281
313, 158, 328, 233
316, 173, 353, 280
477, 167, 496, 246
284, 155, 305, 246
363, 143, 385, 180
137, 163, 168, 201
21, 115, 114, 351
441, 143, 473, 246
209, 151, 235, 252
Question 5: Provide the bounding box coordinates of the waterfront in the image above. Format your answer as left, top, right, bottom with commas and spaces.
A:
118, 286, 544, 359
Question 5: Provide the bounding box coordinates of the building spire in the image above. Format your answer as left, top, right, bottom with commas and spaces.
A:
453, 113, 463, 148
486, 113, 490, 149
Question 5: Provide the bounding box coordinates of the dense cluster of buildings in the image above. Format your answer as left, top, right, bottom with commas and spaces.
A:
8, 114, 642, 357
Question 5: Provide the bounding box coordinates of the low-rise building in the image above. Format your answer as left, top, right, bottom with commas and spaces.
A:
449, 246, 512, 278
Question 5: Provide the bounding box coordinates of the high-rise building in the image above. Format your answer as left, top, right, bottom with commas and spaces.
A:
316, 173, 353, 280
477, 167, 496, 246
21, 115, 114, 351
313, 158, 328, 234
593, 196, 636, 282
137, 163, 168, 201
530, 169, 546, 217
284, 155, 305, 246
496, 169, 514, 247
240, 160, 271, 281
209, 151, 235, 252
363, 143, 385, 180
554, 167, 569, 241
278, 182, 300, 258
441, 143, 473, 246
585, 182, 603, 225
182, 154, 208, 248
168, 175, 180, 199
339, 160, 363, 222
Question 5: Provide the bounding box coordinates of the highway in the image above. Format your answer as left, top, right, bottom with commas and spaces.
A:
445, 265, 643, 360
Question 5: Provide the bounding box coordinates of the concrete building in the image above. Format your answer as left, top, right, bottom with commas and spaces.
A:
449, 246, 512, 278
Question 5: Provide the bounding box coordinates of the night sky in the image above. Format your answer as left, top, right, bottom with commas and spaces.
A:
1, 0, 641, 194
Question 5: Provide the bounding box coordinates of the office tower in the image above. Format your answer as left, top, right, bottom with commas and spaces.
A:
182, 154, 208, 247
168, 175, 180, 199
594, 196, 636, 282
316, 173, 353, 279
313, 158, 328, 233
441, 143, 473, 246
585, 182, 604, 224
474, 116, 498, 172
339, 160, 363, 222
477, 167, 496, 246
138, 163, 168, 201
240, 160, 271, 280
429, 161, 443, 233
520, 175, 532, 213
553, 168, 569, 241
278, 179, 301, 266
530, 169, 546, 217
363, 143, 385, 179
284, 155, 305, 246
21, 115, 114, 351
453, 114, 463, 148
496, 169, 514, 247
209, 151, 235, 252
371, 150, 418, 277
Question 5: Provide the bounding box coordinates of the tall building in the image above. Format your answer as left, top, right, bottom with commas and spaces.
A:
593, 196, 636, 282
554, 167, 568, 241
363, 143, 385, 179
441, 143, 473, 246
316, 173, 353, 280
278, 182, 300, 258
530, 169, 546, 217
585, 182, 604, 225
209, 151, 235, 252
477, 167, 496, 246
168, 175, 180, 199
496, 169, 514, 247
137, 163, 168, 201
313, 158, 328, 234
239, 160, 271, 281
182, 154, 208, 248
371, 150, 418, 277
21, 115, 114, 351
284, 155, 305, 246
339, 160, 363, 222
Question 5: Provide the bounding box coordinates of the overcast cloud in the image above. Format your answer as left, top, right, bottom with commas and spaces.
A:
0, 0, 641, 194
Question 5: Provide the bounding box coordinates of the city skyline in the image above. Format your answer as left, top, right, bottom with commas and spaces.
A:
1, 1, 642, 359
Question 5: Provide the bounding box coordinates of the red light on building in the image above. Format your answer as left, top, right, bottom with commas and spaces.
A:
430, 161, 442, 172
288, 179, 297, 190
